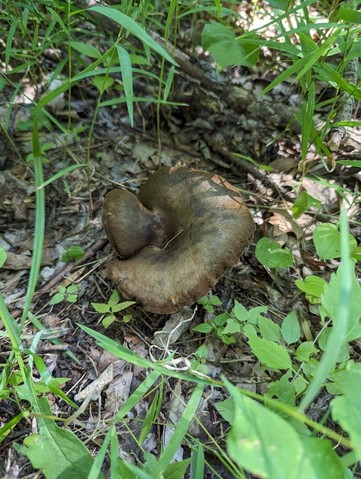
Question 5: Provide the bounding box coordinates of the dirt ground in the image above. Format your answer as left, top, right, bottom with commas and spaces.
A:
1, 4, 361, 478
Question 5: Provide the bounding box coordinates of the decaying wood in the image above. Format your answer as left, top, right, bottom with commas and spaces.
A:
81, 1, 361, 181
151, 31, 299, 131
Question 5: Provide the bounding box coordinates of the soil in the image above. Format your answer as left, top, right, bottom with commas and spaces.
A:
0, 3, 360, 478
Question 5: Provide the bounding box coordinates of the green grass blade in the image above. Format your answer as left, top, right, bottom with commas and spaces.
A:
37, 163, 87, 190
163, 65, 175, 101
139, 387, 163, 445
0, 292, 20, 344
319, 63, 361, 102
154, 383, 204, 475
190, 443, 205, 479
117, 45, 134, 127
300, 80, 315, 161
21, 120, 45, 326
0, 410, 31, 443
87, 370, 161, 479
262, 30, 340, 95
90, 6, 178, 66
5, 18, 19, 67
80, 324, 217, 386
32, 354, 77, 408
109, 426, 120, 479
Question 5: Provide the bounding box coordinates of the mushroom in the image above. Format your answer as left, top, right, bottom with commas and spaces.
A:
102, 166, 255, 314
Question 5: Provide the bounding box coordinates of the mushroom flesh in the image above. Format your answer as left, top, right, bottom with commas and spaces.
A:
102, 166, 255, 314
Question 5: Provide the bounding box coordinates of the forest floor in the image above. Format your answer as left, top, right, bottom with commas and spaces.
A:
0, 2, 360, 478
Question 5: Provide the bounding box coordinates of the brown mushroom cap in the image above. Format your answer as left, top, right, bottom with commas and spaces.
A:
102, 166, 255, 314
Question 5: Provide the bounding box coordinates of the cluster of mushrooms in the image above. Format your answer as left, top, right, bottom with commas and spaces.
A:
102, 166, 255, 314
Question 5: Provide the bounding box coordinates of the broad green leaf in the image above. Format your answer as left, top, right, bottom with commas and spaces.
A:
331, 364, 361, 460
317, 328, 350, 364
294, 342, 318, 362
215, 397, 234, 423
101, 314, 115, 328
255, 237, 293, 268
351, 246, 361, 262
112, 301, 136, 313
91, 303, 110, 314
328, 362, 361, 397
295, 275, 326, 304
118, 460, 137, 479
49, 292, 64, 305
267, 372, 296, 406
192, 323, 213, 334
281, 311, 301, 345
196, 344, 208, 359
197, 294, 222, 313
61, 245, 85, 262
67, 285, 79, 294
90, 6, 177, 65
117, 46, 134, 127
248, 306, 269, 324
108, 289, 120, 307
313, 223, 356, 260
321, 263, 361, 337
71, 41, 101, 58
232, 300, 249, 321
19, 400, 100, 479
226, 384, 331, 479
223, 317, 242, 335
92, 76, 114, 92
243, 323, 257, 337
266, 0, 288, 10
258, 315, 281, 342
163, 459, 192, 479
214, 313, 228, 327
202, 23, 259, 69
301, 437, 345, 478
292, 190, 321, 219
337, 6, 361, 23
246, 334, 292, 371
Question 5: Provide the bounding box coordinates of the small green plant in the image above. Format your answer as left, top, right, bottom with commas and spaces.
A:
255, 237, 293, 268
194, 297, 270, 345
292, 190, 322, 219
50, 284, 79, 305
61, 245, 85, 263
91, 290, 135, 328
296, 223, 360, 308
313, 222, 361, 261
295, 275, 326, 304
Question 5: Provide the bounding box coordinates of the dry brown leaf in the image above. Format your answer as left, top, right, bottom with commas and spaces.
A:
267, 209, 304, 239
